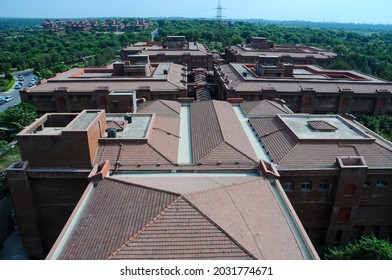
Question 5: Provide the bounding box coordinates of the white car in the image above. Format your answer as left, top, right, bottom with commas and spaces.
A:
4, 95, 14, 102
15, 84, 22, 89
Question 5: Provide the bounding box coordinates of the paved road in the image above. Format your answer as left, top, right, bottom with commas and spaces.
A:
0, 70, 36, 112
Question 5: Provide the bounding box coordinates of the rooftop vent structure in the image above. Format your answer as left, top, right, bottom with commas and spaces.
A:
124, 113, 132, 124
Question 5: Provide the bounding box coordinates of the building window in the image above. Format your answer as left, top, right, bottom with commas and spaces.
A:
376, 180, 387, 188
337, 207, 351, 223
343, 184, 356, 196
363, 181, 371, 188
335, 230, 343, 243
283, 181, 294, 192
304, 96, 312, 107
301, 181, 312, 192
59, 96, 66, 107
99, 96, 107, 106
318, 180, 330, 192
342, 97, 349, 107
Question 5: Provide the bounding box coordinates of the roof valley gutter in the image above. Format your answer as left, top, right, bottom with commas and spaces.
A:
232, 105, 271, 162
269, 180, 319, 260
177, 104, 193, 164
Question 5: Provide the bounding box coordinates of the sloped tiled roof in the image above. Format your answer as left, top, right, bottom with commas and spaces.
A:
109, 197, 253, 260
249, 117, 298, 163
54, 175, 313, 260
60, 178, 178, 259
137, 100, 181, 116
94, 142, 175, 170
186, 179, 306, 259
114, 176, 260, 195
240, 100, 290, 116
249, 116, 392, 168
190, 100, 258, 165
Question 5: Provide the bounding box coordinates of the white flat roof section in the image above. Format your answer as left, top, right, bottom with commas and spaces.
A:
279, 115, 372, 140
106, 115, 152, 139
177, 105, 193, 164
233, 105, 272, 162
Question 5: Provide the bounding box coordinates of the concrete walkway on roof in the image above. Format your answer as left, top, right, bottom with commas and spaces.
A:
233, 105, 271, 162
177, 104, 193, 164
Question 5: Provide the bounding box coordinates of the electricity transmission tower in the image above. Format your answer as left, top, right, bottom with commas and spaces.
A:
214, 0, 225, 45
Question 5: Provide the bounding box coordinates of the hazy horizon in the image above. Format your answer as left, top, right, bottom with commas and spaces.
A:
1, 0, 392, 25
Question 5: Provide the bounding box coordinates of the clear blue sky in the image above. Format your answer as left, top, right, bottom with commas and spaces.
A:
2, 0, 392, 24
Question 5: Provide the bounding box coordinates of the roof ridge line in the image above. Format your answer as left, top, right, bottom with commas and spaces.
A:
107, 196, 181, 259
104, 177, 180, 196
182, 196, 258, 260
185, 176, 262, 196
196, 140, 225, 163
264, 99, 288, 113
211, 100, 225, 142
147, 142, 176, 164
159, 99, 181, 115
246, 100, 262, 115
224, 141, 258, 164
278, 142, 300, 164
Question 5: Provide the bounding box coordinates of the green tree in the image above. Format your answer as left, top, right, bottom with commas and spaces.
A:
325, 235, 392, 260
0, 103, 38, 139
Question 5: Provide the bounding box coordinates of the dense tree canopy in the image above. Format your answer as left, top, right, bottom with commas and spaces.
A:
0, 21, 157, 78
355, 114, 392, 141
0, 103, 38, 139
2, 18, 392, 81
325, 235, 392, 260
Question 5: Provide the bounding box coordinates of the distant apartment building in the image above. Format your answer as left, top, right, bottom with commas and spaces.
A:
42, 18, 150, 34
226, 37, 337, 66
20, 55, 188, 114
6, 99, 392, 259
215, 55, 392, 115
121, 36, 214, 70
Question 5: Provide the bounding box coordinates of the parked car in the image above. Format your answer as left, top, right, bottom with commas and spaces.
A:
27, 81, 35, 87
15, 84, 22, 89
0, 99, 5, 105
4, 95, 14, 102
18, 75, 24, 81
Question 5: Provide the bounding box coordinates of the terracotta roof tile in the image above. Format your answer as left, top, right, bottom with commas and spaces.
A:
113, 176, 260, 195
190, 100, 223, 163
279, 143, 358, 166
186, 178, 307, 259
148, 116, 180, 163
138, 100, 181, 116
249, 118, 297, 163
56, 175, 313, 260
59, 178, 178, 259
94, 142, 175, 170
190, 100, 258, 165
241, 100, 290, 116
109, 197, 253, 260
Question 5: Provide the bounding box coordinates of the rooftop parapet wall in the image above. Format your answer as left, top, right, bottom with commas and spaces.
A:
17, 110, 106, 169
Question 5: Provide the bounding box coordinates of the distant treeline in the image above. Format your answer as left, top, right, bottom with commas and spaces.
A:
2, 18, 392, 82
0, 18, 43, 30
242, 19, 392, 32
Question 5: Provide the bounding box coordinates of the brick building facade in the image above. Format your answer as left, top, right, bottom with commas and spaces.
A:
225, 37, 336, 66
121, 36, 214, 70
215, 57, 392, 116
20, 56, 188, 114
